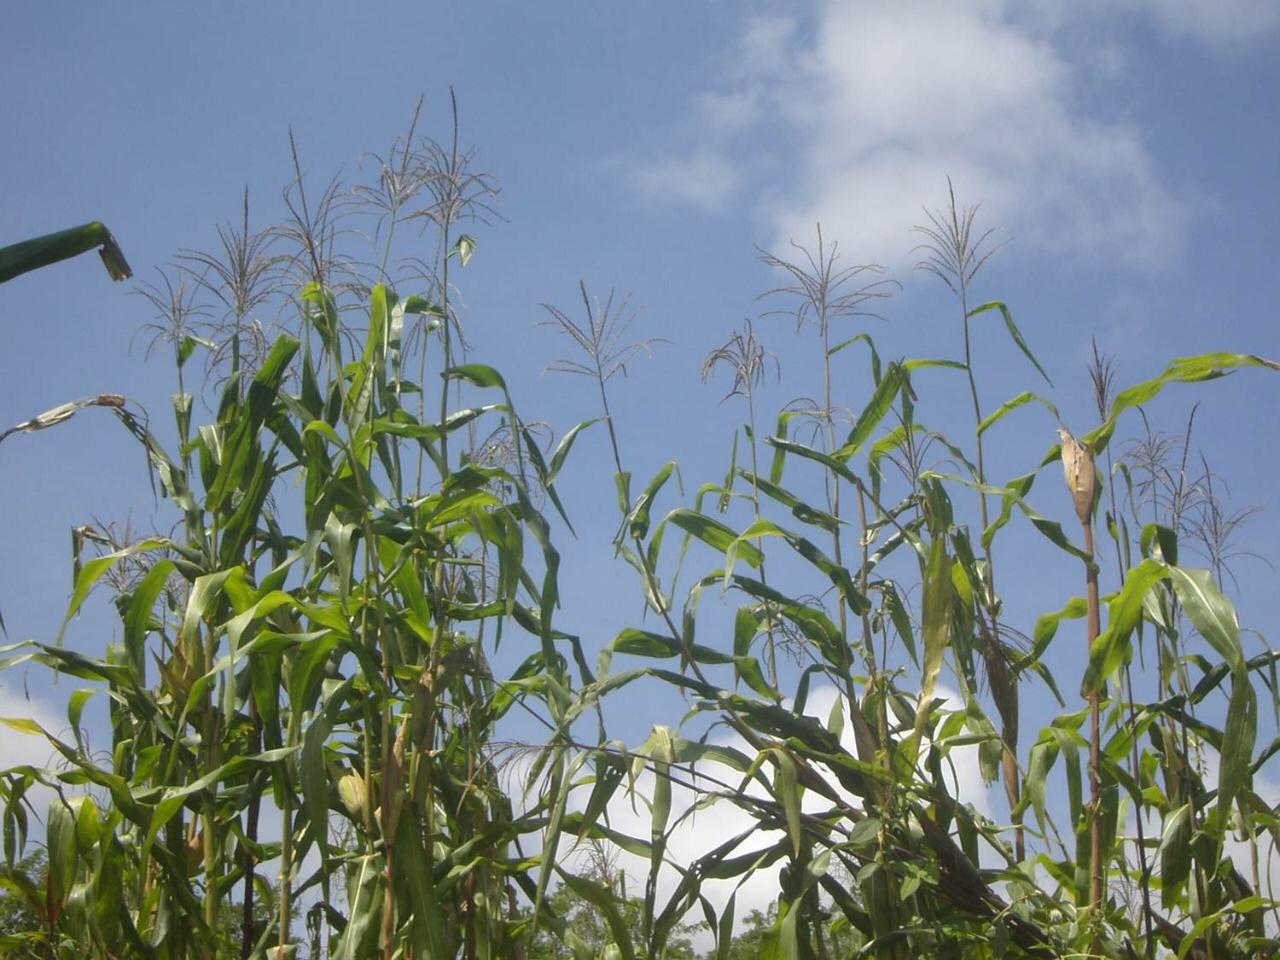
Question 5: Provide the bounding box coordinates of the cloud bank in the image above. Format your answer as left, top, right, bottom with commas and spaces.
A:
622, 0, 1275, 269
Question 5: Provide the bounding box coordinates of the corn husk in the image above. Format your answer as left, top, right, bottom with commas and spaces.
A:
1058, 428, 1097, 524
338, 771, 368, 820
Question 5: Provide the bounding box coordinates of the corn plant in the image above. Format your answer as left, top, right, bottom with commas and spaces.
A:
0, 103, 591, 960
1, 118, 1278, 960
557, 210, 1280, 958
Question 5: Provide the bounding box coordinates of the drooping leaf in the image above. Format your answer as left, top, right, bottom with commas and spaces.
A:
666, 508, 762, 568
978, 390, 1060, 436
967, 300, 1053, 387
1084, 352, 1278, 454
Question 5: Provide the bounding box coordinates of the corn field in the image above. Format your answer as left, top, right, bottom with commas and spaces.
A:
1, 108, 1277, 960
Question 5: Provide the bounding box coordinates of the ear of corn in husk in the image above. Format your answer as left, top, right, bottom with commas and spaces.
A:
338, 771, 368, 820
1057, 428, 1097, 524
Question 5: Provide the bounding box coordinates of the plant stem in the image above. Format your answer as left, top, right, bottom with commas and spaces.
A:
279, 722, 295, 956
239, 731, 262, 960
1083, 519, 1104, 919
958, 281, 1023, 863
743, 385, 779, 688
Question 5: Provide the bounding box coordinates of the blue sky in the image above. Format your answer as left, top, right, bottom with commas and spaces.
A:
2, 0, 1279, 907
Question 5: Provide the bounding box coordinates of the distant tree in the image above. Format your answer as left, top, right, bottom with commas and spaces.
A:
0, 850, 49, 960
719, 906, 772, 960
525, 849, 699, 960
714, 899, 863, 959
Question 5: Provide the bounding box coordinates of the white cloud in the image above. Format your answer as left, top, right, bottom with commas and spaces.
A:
542, 683, 993, 952
622, 149, 745, 211
0, 683, 67, 818
0, 683, 65, 770
620, 0, 1233, 268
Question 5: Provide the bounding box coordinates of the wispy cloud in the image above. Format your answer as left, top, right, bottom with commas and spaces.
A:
619, 0, 1272, 268
621, 149, 744, 211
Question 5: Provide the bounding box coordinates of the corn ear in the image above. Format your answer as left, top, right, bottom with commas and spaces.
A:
1058, 427, 1097, 524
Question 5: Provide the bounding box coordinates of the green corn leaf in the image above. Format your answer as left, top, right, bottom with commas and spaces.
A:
827, 332, 881, 382
734, 606, 761, 660
179, 568, 237, 659
967, 300, 1053, 386
145, 747, 296, 850
1218, 677, 1257, 835
1084, 352, 1278, 454
768, 411, 796, 484
445, 362, 507, 390
1023, 734, 1059, 835
628, 462, 678, 541
548, 417, 602, 484
45, 800, 77, 924
714, 893, 737, 960
0, 221, 132, 284
67, 689, 94, 750
837, 362, 904, 459
373, 404, 500, 441
906, 535, 952, 764
736, 469, 841, 533
332, 855, 384, 960
123, 560, 176, 679
1167, 566, 1254, 831
978, 390, 1060, 436
363, 283, 389, 367
58, 538, 170, 646
878, 580, 918, 666
1021, 595, 1087, 670
769, 746, 803, 858
1176, 907, 1229, 960
903, 357, 967, 373
88, 836, 126, 949
1168, 566, 1243, 673
734, 518, 866, 616
666, 508, 762, 567
577, 754, 626, 841
0, 714, 50, 735
1083, 559, 1168, 694
559, 870, 637, 960
177, 335, 212, 368
611, 627, 734, 666
766, 436, 857, 485
395, 814, 448, 958
931, 469, 1094, 566
206, 334, 298, 512
298, 678, 353, 861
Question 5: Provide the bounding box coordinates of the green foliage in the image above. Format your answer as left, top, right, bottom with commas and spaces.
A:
0, 850, 46, 959
525, 881, 698, 960
1, 110, 1277, 960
